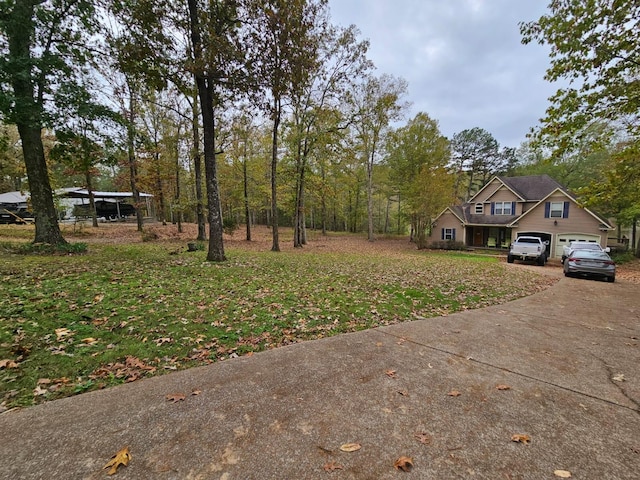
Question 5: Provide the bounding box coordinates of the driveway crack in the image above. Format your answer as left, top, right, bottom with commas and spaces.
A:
378, 329, 640, 415
594, 354, 640, 415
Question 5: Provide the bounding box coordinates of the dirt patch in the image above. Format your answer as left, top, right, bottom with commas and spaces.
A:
61, 221, 419, 254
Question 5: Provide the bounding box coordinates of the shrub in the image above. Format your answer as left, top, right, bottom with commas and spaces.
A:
430, 240, 466, 251
611, 251, 636, 264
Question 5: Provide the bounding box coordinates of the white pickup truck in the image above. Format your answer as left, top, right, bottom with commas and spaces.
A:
507, 236, 547, 266
561, 241, 609, 264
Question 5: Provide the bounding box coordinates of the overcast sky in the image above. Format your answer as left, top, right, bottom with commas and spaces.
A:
328, 0, 557, 148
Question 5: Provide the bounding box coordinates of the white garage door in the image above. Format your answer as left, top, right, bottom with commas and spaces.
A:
555, 233, 602, 258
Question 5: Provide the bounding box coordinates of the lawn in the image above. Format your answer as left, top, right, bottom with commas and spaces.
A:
0, 223, 558, 410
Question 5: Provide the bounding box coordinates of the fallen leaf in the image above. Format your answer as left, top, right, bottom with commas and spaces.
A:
511, 434, 531, 444
104, 446, 131, 475
94, 294, 104, 303
33, 386, 48, 396
393, 456, 413, 471
55, 328, 72, 341
37, 378, 52, 385
0, 359, 19, 369
340, 443, 361, 452
397, 389, 409, 396
448, 390, 462, 397
191, 388, 202, 396
81, 337, 98, 345
166, 393, 186, 403
612, 373, 625, 382
414, 432, 431, 445
323, 461, 343, 472
385, 369, 397, 378
554, 470, 572, 478
496, 384, 511, 391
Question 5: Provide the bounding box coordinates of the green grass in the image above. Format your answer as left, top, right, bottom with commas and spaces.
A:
0, 239, 556, 410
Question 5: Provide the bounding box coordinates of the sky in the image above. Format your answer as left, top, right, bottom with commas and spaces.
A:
327, 0, 557, 148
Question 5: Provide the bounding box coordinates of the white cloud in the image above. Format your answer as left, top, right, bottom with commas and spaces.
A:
328, 0, 556, 147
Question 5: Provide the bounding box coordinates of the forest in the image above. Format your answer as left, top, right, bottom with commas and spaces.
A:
1, 0, 639, 257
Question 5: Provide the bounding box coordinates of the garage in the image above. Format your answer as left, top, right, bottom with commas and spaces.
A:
555, 233, 602, 259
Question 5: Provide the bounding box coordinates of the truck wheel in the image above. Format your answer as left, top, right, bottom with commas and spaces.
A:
537, 256, 545, 266
507, 255, 514, 264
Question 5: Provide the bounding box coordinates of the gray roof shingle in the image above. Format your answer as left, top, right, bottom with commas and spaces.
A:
498, 174, 571, 201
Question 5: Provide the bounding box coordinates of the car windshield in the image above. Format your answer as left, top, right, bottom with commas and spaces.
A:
570, 250, 611, 260
517, 238, 540, 243
571, 243, 600, 250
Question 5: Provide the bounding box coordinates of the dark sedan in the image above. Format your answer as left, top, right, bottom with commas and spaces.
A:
563, 249, 616, 282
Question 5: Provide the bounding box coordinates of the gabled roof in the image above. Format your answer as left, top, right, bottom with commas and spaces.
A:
508, 187, 613, 230
432, 205, 465, 224
469, 174, 569, 203
499, 175, 569, 201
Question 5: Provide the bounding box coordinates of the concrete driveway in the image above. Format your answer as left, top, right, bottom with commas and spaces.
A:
1, 265, 639, 479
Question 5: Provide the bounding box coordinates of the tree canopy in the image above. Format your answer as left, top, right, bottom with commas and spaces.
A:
520, 0, 640, 153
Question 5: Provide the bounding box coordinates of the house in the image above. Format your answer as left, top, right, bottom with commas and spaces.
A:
429, 175, 613, 259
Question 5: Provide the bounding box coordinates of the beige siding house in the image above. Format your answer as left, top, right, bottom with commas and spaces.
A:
429, 175, 613, 258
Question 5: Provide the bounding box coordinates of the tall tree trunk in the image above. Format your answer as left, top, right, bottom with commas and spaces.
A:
633, 217, 639, 257
320, 164, 327, 236
188, 0, 225, 262
175, 125, 182, 233
8, 1, 65, 245
270, 97, 281, 252
192, 86, 206, 241
198, 81, 225, 261
126, 86, 143, 232
293, 148, 306, 248
154, 151, 166, 225
384, 196, 391, 234
242, 153, 251, 241
18, 125, 66, 244
366, 148, 375, 241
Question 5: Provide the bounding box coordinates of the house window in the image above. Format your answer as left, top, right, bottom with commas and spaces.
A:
545, 201, 570, 219
442, 228, 456, 240
493, 201, 512, 215
475, 203, 483, 214
549, 202, 564, 218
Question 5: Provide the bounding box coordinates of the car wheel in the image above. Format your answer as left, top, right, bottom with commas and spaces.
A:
507, 255, 514, 264
607, 275, 615, 283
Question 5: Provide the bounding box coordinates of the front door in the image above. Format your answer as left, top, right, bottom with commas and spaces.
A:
473, 228, 483, 246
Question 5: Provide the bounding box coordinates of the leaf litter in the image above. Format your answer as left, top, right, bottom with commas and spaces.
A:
0, 224, 562, 408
